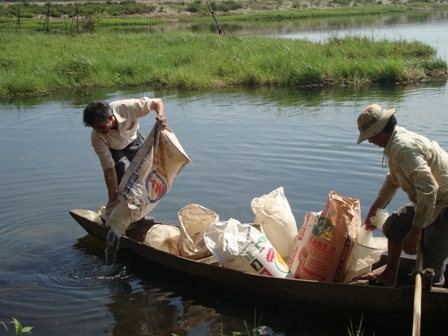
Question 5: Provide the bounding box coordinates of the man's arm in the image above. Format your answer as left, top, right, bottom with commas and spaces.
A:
364, 172, 399, 230
373, 172, 400, 209
104, 167, 118, 204
364, 205, 379, 230
153, 99, 167, 126
399, 147, 437, 254
403, 226, 422, 255
99, 167, 118, 221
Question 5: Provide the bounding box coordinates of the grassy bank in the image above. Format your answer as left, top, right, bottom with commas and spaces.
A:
0, 0, 407, 21
2, 0, 448, 34
0, 3, 415, 33
2, 0, 448, 28
0, 30, 446, 100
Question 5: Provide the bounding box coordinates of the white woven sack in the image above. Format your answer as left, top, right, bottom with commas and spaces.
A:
204, 218, 291, 278
143, 224, 180, 256
251, 187, 298, 260
342, 225, 388, 283
203, 218, 252, 264
178, 204, 218, 260
107, 122, 191, 237
223, 257, 257, 274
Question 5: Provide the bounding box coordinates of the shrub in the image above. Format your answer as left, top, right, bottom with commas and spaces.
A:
186, 0, 203, 13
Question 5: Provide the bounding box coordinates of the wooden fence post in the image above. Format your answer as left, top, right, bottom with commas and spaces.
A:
70, 6, 80, 34
16, 7, 21, 31
43, 3, 50, 33
206, 1, 226, 35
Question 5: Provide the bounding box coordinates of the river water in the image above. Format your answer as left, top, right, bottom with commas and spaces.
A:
1, 11, 448, 336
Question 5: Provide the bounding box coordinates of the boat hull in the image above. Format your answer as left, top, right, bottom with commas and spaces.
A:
69, 209, 448, 322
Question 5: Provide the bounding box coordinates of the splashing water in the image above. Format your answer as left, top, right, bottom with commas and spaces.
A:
105, 229, 120, 265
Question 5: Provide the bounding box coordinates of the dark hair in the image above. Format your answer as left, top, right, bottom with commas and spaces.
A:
383, 115, 397, 133
83, 101, 113, 127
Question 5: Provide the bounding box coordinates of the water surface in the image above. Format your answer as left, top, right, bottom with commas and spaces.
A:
1, 12, 448, 336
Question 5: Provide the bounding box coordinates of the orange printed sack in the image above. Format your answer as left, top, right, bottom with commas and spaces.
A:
294, 191, 360, 282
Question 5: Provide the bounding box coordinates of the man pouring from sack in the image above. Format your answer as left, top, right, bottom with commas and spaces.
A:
83, 97, 168, 222
356, 103, 448, 287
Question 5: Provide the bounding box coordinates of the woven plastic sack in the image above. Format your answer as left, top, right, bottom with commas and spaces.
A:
288, 211, 321, 275
204, 218, 292, 278
178, 204, 218, 259
143, 224, 181, 256
106, 122, 191, 237
342, 210, 389, 282
295, 190, 360, 282
251, 187, 298, 260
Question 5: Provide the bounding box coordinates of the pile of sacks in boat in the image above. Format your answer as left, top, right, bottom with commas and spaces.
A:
144, 187, 388, 283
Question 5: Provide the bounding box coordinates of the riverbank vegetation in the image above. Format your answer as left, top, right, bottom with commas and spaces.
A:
0, 0, 447, 100
0, 30, 445, 100
0, 3, 413, 30
0, 3, 405, 33
2, 0, 448, 21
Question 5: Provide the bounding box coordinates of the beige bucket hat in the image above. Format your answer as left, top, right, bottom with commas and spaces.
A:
356, 104, 396, 144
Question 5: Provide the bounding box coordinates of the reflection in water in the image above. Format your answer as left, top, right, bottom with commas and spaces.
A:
105, 275, 286, 336
106, 284, 185, 336
106, 284, 256, 336
74, 234, 284, 335
74, 236, 188, 335
1, 12, 448, 335
100, 11, 448, 38
5, 80, 445, 113
1, 78, 447, 335
92, 244, 252, 335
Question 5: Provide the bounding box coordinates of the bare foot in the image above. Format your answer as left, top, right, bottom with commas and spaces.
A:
360, 271, 397, 288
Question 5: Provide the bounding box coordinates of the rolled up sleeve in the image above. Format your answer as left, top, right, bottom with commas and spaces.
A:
373, 172, 400, 209
112, 97, 162, 119
91, 131, 115, 172
90, 97, 163, 173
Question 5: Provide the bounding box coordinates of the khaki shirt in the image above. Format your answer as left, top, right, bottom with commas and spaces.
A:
372, 126, 448, 228
91, 97, 162, 172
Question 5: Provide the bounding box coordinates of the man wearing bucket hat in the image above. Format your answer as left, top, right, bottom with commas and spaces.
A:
357, 103, 448, 287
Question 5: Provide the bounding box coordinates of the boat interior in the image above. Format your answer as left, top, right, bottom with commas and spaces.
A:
77, 209, 448, 291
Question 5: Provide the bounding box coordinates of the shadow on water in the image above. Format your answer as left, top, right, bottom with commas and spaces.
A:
74, 234, 249, 336
2, 12, 448, 333
72, 233, 446, 336
74, 234, 331, 335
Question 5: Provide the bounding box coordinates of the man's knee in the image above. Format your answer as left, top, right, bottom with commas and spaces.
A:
115, 157, 130, 185
383, 205, 414, 241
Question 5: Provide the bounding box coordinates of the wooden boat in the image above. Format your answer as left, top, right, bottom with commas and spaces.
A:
69, 208, 448, 325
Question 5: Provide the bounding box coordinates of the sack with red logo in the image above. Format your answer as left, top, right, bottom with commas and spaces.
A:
106, 122, 191, 237
288, 211, 321, 275
294, 191, 360, 282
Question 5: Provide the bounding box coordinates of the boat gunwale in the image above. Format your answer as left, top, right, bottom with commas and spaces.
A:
69, 208, 448, 321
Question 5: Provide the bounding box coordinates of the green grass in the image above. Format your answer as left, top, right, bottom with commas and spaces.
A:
0, 30, 445, 100
0, 0, 158, 19
2, 0, 448, 24
207, 5, 408, 22
1, 1, 448, 34
1, 318, 33, 336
